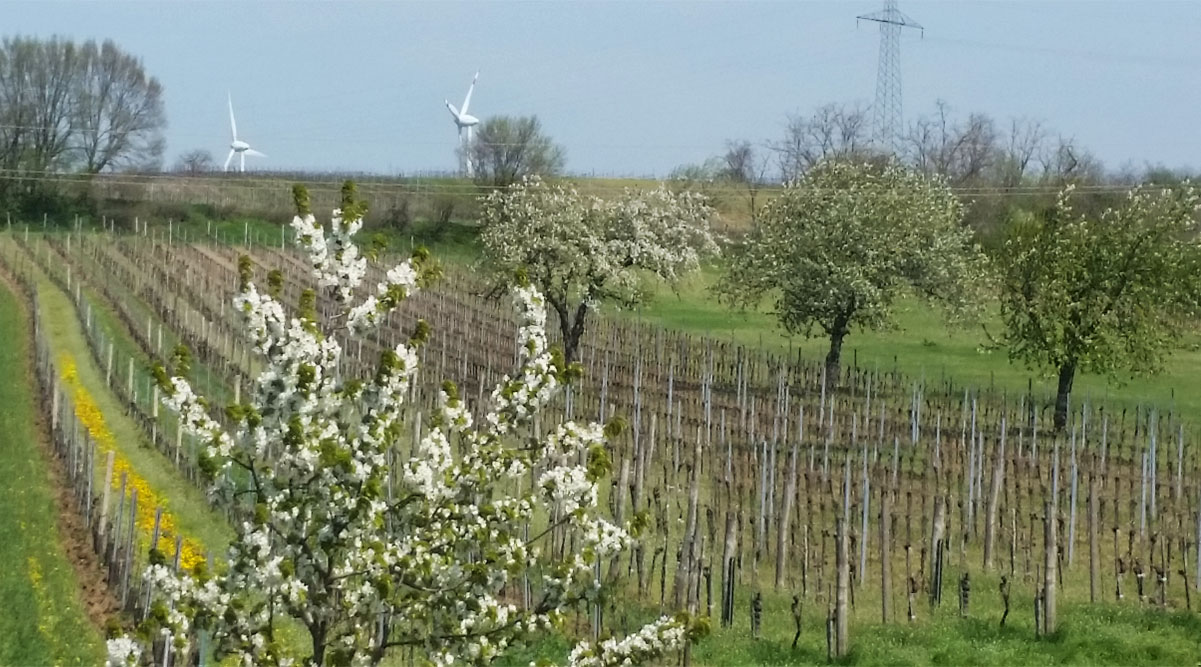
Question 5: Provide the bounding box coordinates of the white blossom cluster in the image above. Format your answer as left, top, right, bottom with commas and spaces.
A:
111, 199, 691, 666
486, 284, 558, 435
718, 160, 986, 341
347, 262, 420, 335
565, 616, 688, 667
479, 176, 719, 317
104, 637, 141, 667
291, 209, 366, 303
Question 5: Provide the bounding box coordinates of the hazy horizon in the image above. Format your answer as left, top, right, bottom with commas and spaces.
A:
9, 1, 1201, 177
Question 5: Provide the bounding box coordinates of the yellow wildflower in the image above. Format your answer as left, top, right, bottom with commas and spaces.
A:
58, 353, 206, 569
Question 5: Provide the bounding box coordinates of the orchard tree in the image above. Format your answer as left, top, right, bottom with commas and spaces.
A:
107, 182, 699, 666
718, 159, 987, 384
480, 177, 719, 365
999, 184, 1201, 430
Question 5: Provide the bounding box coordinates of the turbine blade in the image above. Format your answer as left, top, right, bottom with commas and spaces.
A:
223, 149, 235, 171
228, 93, 238, 141
446, 100, 460, 120
244, 148, 266, 158
460, 71, 478, 115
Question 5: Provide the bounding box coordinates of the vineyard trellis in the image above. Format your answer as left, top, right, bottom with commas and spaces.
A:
3, 220, 1201, 662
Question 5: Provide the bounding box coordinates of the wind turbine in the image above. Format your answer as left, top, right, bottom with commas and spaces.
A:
445, 72, 480, 176
224, 93, 266, 172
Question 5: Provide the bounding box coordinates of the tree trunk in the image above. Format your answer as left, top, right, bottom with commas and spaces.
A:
310, 622, 327, 665
1053, 360, 1076, 431
825, 329, 847, 389
552, 295, 590, 366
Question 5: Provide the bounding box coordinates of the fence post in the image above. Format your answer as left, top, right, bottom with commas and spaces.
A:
122, 489, 138, 609
98, 451, 115, 546
1044, 500, 1058, 634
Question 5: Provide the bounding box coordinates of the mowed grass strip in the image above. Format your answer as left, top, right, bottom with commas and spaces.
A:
27, 249, 233, 558
496, 576, 1201, 666
612, 265, 1201, 418
0, 279, 103, 665
686, 599, 1201, 666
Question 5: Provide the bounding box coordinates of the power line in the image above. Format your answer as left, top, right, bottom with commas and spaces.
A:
0, 167, 1173, 199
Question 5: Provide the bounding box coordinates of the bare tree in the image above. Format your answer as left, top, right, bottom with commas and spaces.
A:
0, 36, 82, 209
904, 101, 998, 187
721, 139, 771, 224
174, 149, 215, 175
0, 38, 39, 176
721, 140, 758, 182
23, 36, 80, 174
0, 35, 164, 184
74, 39, 166, 173
466, 115, 565, 187
669, 158, 723, 184
668, 157, 726, 208
1038, 135, 1104, 185
772, 103, 871, 181
993, 117, 1046, 188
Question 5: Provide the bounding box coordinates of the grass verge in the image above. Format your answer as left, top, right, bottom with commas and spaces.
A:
25, 243, 233, 558
0, 277, 104, 664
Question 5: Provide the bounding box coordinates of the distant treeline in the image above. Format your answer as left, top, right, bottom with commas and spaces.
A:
0, 36, 165, 219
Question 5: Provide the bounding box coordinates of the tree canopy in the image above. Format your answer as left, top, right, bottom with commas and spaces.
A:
0, 36, 164, 175
718, 159, 987, 383
467, 115, 566, 187
0, 36, 165, 216
480, 177, 719, 364
998, 184, 1201, 429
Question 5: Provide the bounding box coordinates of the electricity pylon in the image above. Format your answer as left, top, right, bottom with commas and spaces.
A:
857, 1, 923, 154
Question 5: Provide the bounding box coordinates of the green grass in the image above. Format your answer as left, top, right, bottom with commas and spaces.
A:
496, 557, 1201, 667
686, 591, 1201, 665
611, 265, 1201, 419
718, 603, 1201, 666
0, 278, 104, 665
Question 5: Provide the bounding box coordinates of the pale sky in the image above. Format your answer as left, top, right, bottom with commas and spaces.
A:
9, 1, 1201, 177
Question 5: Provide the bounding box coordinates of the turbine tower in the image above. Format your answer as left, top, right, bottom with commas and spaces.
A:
445, 72, 480, 177
224, 93, 266, 173
857, 1, 922, 154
